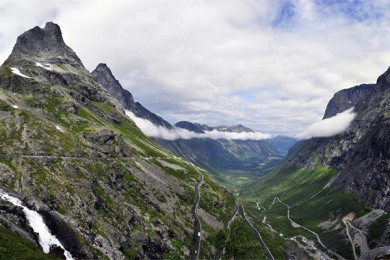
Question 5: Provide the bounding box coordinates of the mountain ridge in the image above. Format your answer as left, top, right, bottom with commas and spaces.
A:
0, 22, 236, 259
175, 121, 256, 134
91, 63, 173, 129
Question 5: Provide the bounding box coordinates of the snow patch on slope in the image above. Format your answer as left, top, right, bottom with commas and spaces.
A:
10, 67, 31, 78
36, 62, 53, 71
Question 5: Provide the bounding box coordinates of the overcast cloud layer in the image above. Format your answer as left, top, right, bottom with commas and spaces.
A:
1, 1, 390, 135
126, 110, 270, 140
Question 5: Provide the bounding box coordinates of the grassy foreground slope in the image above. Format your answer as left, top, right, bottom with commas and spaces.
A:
0, 225, 61, 259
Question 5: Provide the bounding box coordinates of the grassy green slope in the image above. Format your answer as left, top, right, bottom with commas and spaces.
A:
0, 225, 61, 259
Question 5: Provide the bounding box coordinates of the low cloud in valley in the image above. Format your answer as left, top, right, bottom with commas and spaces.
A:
126, 111, 271, 140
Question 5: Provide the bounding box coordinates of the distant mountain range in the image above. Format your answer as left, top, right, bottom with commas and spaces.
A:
157, 121, 296, 183
92, 64, 297, 184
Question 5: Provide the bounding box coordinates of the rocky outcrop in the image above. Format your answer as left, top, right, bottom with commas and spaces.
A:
39, 210, 91, 259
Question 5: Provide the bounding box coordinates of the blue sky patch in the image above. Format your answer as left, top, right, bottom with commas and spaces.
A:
272, 0, 296, 27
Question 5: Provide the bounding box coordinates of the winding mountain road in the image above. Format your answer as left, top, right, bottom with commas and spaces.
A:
272, 197, 345, 260
189, 165, 204, 260
239, 203, 275, 260
0, 154, 132, 161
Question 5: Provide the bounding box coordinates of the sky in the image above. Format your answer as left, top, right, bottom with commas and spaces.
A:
1, 0, 390, 136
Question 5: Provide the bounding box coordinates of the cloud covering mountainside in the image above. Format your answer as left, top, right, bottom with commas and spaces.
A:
296, 108, 356, 139
126, 110, 271, 140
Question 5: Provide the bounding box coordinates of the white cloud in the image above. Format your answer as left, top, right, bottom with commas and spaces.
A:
204, 130, 271, 140
1, 1, 390, 135
126, 110, 270, 140
296, 108, 356, 139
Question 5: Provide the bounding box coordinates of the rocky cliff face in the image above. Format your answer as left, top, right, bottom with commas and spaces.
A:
323, 83, 374, 119
289, 69, 390, 210
0, 22, 235, 259
91, 63, 173, 129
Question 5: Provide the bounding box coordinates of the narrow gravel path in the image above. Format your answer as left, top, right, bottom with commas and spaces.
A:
343, 220, 357, 260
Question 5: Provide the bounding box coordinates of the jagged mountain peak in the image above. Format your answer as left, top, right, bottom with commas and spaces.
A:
4, 21, 83, 67
93, 63, 113, 75
92, 63, 124, 90
91, 63, 135, 109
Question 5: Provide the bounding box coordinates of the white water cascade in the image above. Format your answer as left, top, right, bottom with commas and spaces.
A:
0, 190, 73, 260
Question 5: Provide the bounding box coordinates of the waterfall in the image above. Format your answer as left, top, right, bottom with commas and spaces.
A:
0, 190, 73, 260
